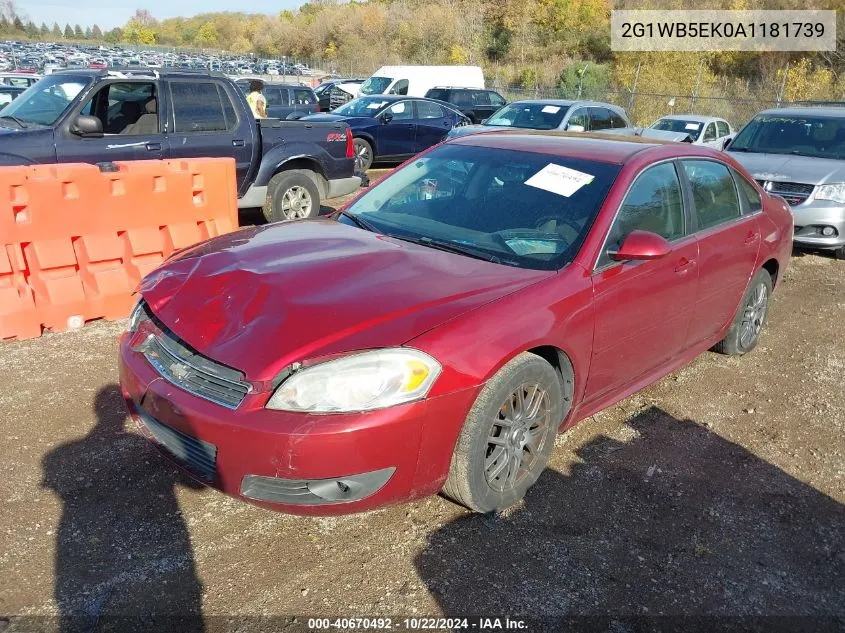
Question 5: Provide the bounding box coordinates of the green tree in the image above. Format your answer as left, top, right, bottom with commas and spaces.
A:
104, 27, 122, 43
39, 22, 48, 37
558, 61, 610, 99
85, 26, 92, 39
91, 24, 102, 40
24, 19, 37, 38
63, 24, 73, 39
51, 22, 61, 38
194, 21, 218, 47
74, 24, 83, 39
12, 15, 23, 31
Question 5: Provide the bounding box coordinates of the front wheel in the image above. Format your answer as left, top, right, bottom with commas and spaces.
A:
712, 269, 773, 356
833, 244, 845, 261
442, 352, 565, 513
353, 137, 373, 171
263, 170, 321, 222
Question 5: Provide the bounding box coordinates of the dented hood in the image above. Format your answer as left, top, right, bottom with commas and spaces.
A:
139, 219, 550, 381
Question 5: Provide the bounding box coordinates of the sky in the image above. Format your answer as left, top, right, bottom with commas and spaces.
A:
18, 0, 305, 30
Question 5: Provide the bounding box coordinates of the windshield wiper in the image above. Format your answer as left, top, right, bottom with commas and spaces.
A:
0, 115, 27, 129
389, 233, 518, 266
338, 209, 379, 233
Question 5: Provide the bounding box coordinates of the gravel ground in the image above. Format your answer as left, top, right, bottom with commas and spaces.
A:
0, 200, 843, 632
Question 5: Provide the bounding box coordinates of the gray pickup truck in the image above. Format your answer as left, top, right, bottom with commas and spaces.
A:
0, 69, 360, 221
727, 107, 845, 260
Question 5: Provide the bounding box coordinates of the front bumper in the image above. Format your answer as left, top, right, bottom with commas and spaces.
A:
326, 175, 362, 199
790, 201, 845, 250
118, 333, 478, 516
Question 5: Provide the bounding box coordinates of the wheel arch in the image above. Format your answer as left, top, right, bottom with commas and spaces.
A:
761, 258, 779, 288
525, 345, 576, 422
272, 158, 328, 197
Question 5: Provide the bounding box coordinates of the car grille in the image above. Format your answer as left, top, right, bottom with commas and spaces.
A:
756, 180, 815, 206
135, 405, 218, 481
135, 305, 251, 409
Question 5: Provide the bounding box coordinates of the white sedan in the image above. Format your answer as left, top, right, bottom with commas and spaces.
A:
647, 114, 734, 149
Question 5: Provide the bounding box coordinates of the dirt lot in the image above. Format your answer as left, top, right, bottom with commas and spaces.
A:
1, 204, 843, 631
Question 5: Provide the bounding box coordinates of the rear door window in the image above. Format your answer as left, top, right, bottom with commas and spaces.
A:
567, 108, 590, 131
293, 88, 316, 105
416, 100, 444, 119
589, 107, 613, 131
682, 160, 742, 230
170, 81, 229, 133
265, 87, 287, 106
610, 111, 628, 128
733, 170, 763, 214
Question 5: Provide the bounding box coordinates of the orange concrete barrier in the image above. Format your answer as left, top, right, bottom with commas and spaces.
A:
0, 158, 238, 341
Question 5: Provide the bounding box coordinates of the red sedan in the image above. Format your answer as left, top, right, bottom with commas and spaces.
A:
119, 133, 792, 515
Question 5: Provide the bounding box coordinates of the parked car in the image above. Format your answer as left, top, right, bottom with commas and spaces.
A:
727, 107, 845, 259
314, 78, 365, 112
359, 65, 484, 98
235, 80, 318, 119
302, 95, 470, 170
119, 133, 792, 516
647, 115, 733, 148
0, 84, 25, 106
447, 100, 631, 138
0, 72, 41, 88
424, 87, 507, 123
0, 69, 360, 220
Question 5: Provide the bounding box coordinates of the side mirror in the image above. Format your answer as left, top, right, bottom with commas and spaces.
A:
480, 118, 489, 124
722, 136, 733, 150
609, 230, 672, 262
71, 115, 103, 137
566, 124, 585, 133
381, 111, 393, 124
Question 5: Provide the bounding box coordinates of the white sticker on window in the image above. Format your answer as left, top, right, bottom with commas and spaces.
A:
525, 163, 595, 198
367, 101, 387, 109
391, 102, 406, 113
542, 105, 561, 114
685, 123, 701, 130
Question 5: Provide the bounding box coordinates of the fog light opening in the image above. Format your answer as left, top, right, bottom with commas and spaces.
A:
821, 226, 837, 237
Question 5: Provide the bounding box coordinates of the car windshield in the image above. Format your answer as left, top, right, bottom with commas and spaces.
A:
334, 97, 390, 117
730, 114, 845, 160
0, 74, 90, 126
359, 76, 392, 95
340, 143, 620, 271
651, 118, 703, 137
485, 103, 569, 130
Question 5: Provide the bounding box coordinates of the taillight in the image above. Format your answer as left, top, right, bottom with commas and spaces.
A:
345, 127, 354, 160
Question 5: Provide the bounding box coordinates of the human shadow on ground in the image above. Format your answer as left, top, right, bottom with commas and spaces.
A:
42, 384, 205, 633
415, 407, 845, 632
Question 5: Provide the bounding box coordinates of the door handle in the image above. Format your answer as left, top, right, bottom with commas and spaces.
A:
145, 142, 161, 151
674, 257, 696, 274
744, 231, 760, 246
232, 139, 245, 147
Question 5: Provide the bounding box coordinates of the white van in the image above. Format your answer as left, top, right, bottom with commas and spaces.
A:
359, 65, 484, 98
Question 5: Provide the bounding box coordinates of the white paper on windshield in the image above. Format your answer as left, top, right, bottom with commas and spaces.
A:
685, 123, 701, 130
391, 102, 406, 113
367, 101, 387, 109
525, 163, 595, 198
542, 105, 561, 114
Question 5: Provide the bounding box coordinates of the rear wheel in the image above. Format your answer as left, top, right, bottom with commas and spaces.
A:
442, 353, 564, 513
263, 170, 321, 222
353, 137, 373, 171
713, 269, 773, 356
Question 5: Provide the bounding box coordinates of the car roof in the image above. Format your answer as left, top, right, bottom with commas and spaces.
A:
654, 114, 723, 123
509, 99, 626, 111
757, 107, 845, 118
447, 130, 720, 164
261, 82, 313, 89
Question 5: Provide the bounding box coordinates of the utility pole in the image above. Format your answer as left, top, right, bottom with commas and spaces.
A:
776, 61, 789, 107
577, 62, 589, 99
628, 61, 641, 118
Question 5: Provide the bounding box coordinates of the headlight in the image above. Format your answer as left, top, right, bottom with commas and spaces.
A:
266, 348, 441, 413
814, 183, 845, 204
127, 299, 148, 333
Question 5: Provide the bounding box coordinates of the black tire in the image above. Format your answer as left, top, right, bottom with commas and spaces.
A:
833, 245, 845, 261
352, 137, 373, 172
442, 352, 565, 513
712, 269, 774, 356
263, 170, 321, 223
